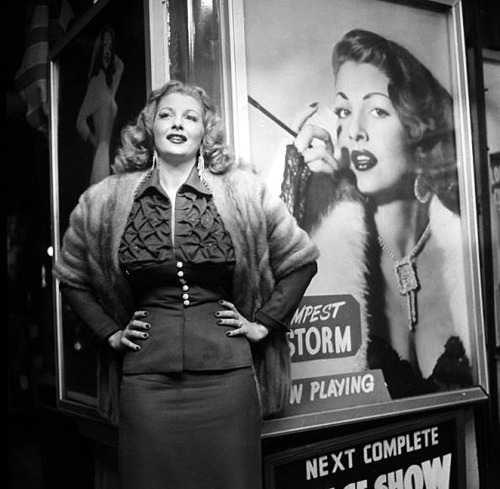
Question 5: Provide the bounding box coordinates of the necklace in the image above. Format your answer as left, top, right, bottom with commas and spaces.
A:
377, 223, 431, 332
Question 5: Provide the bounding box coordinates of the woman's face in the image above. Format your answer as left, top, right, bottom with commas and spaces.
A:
153, 92, 205, 165
102, 32, 113, 69
334, 61, 412, 198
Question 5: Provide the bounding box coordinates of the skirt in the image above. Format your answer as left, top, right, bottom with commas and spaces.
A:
119, 367, 262, 489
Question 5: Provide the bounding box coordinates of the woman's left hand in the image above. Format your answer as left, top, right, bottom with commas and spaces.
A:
216, 300, 269, 343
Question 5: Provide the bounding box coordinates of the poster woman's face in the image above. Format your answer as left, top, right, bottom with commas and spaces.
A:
153, 92, 205, 165
334, 61, 412, 198
102, 31, 113, 69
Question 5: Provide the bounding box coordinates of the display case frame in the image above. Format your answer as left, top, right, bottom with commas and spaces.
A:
48, 0, 169, 420
48, 0, 490, 431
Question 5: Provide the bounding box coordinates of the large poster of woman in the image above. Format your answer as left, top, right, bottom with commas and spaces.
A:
222, 0, 488, 432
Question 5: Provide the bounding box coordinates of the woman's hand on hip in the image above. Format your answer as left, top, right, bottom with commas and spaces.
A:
216, 300, 269, 343
294, 103, 340, 174
107, 311, 151, 352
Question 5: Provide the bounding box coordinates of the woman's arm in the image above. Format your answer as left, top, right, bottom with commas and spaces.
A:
62, 284, 151, 352
244, 183, 319, 333
254, 262, 317, 331
217, 263, 317, 342
262, 176, 320, 282
76, 78, 99, 147
111, 55, 124, 94
60, 284, 120, 345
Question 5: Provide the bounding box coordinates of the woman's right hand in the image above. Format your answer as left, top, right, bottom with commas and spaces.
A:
107, 311, 151, 352
294, 103, 340, 174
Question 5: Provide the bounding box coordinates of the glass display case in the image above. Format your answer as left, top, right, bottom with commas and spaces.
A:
49, 0, 490, 435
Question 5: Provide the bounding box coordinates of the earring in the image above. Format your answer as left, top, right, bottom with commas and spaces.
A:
152, 150, 158, 169
414, 174, 431, 204
197, 151, 209, 188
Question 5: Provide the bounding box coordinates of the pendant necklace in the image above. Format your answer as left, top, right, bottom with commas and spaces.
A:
377, 223, 431, 332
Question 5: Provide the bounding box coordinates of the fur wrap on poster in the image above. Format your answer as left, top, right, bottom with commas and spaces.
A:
281, 144, 471, 394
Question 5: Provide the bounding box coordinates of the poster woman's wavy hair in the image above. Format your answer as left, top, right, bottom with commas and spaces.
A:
89, 24, 117, 87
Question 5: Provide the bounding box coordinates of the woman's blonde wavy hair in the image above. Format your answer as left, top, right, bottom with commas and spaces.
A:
113, 80, 234, 175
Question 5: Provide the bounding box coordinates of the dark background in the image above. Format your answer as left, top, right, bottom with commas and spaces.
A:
5, 1, 500, 488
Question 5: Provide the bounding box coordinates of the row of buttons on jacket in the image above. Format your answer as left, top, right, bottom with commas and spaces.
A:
176, 261, 190, 306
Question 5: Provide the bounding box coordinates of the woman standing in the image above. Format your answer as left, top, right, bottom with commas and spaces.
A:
283, 29, 472, 398
76, 24, 124, 185
55, 80, 318, 488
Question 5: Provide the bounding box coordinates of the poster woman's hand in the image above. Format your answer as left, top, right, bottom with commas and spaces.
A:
216, 300, 270, 343
107, 311, 151, 351
294, 103, 339, 174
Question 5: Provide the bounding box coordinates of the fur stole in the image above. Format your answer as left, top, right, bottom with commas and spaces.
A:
54, 167, 319, 424
281, 144, 469, 381
296, 175, 469, 380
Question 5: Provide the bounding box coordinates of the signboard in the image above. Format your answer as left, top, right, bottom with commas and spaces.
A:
284, 294, 390, 416
265, 411, 465, 489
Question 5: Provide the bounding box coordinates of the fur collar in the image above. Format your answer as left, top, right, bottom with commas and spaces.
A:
303, 190, 469, 380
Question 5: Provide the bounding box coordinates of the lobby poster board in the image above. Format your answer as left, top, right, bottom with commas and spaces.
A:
264, 410, 465, 489
48, 0, 167, 419
218, 0, 489, 435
